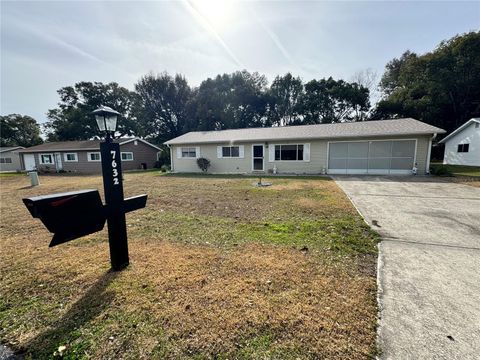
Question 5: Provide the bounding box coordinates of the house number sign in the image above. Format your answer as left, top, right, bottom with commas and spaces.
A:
111, 150, 120, 185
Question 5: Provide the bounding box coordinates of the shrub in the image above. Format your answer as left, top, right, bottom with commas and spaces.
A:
160, 165, 170, 173
197, 157, 211, 172
430, 164, 452, 176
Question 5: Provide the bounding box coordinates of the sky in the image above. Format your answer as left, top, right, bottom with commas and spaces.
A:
1, 0, 479, 124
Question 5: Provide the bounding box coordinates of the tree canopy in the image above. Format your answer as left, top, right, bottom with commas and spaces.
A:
374, 31, 480, 134
44, 82, 139, 141
0, 114, 43, 147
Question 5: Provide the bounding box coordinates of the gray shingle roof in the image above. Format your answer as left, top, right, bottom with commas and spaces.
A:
18, 138, 161, 152
0, 146, 24, 153
164, 118, 446, 145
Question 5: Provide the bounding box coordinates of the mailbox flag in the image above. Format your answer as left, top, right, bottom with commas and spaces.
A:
23, 189, 106, 247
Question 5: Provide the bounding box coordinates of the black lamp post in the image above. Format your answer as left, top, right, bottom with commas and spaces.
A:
93, 106, 129, 270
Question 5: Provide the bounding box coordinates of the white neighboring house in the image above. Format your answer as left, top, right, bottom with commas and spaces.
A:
439, 118, 480, 166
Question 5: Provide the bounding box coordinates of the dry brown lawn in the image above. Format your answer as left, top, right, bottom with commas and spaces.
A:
0, 173, 378, 359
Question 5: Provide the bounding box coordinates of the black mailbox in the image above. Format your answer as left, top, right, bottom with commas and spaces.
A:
23, 189, 147, 249
23, 189, 106, 247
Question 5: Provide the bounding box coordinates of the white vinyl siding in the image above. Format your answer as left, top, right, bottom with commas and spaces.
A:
87, 152, 101, 162
64, 153, 78, 162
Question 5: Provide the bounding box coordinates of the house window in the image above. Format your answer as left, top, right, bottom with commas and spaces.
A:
121, 152, 134, 161
0, 158, 12, 163
457, 144, 469, 153
64, 153, 78, 162
475, 123, 479, 128
181, 147, 197, 158
274, 145, 304, 161
222, 146, 240, 158
40, 154, 54, 164
87, 152, 101, 161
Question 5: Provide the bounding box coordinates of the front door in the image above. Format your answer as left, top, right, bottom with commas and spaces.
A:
23, 154, 36, 171
252, 145, 264, 171
55, 153, 63, 171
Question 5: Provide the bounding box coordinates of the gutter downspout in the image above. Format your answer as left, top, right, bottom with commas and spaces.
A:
167, 144, 173, 172
426, 133, 436, 174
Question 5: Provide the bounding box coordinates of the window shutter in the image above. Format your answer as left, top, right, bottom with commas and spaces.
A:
269, 145, 275, 162
239, 145, 244, 158
195, 147, 201, 158
304, 143, 310, 162
176, 147, 182, 159
217, 146, 222, 158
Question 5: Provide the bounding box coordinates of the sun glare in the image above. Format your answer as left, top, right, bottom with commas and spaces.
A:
190, 0, 234, 29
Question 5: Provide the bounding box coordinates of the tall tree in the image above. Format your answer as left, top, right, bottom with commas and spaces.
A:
374, 32, 480, 134
0, 114, 43, 147
301, 77, 370, 124
135, 72, 194, 143
44, 82, 139, 141
268, 73, 303, 126
193, 70, 270, 130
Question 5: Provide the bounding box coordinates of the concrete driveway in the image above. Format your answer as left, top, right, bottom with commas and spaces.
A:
334, 176, 480, 360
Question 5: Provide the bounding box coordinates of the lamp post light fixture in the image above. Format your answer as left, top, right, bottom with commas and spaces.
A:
92, 106, 120, 141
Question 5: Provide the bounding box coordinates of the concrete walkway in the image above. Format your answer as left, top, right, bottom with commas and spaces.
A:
334, 176, 480, 360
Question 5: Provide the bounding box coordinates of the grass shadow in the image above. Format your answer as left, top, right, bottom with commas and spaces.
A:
19, 270, 119, 359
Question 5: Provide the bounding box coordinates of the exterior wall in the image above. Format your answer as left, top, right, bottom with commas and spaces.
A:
170, 135, 432, 175
21, 141, 159, 173
0, 150, 22, 171
443, 122, 480, 166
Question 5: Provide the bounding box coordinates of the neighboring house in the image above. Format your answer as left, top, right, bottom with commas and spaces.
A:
164, 118, 445, 175
18, 138, 161, 173
439, 118, 480, 166
0, 146, 24, 172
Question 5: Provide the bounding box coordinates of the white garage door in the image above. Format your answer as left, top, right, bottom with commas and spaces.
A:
328, 140, 416, 175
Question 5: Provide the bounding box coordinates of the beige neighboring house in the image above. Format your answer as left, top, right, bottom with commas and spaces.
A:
165, 118, 445, 175
18, 138, 161, 173
0, 146, 25, 172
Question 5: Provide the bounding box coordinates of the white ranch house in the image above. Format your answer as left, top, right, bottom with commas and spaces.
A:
165, 118, 445, 175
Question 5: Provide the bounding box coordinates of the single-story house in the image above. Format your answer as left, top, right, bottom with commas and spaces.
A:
18, 138, 161, 173
164, 118, 445, 175
0, 146, 24, 172
439, 118, 480, 166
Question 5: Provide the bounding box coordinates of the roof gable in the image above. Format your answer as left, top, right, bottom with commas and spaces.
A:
439, 118, 480, 144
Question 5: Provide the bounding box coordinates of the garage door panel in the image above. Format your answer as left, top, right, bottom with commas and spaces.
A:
329, 142, 348, 158
347, 142, 369, 158
370, 141, 392, 158
368, 158, 390, 169
391, 157, 413, 170
329, 158, 347, 169
328, 140, 416, 175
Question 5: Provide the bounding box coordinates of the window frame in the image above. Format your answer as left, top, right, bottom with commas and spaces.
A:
274, 144, 304, 161
0, 158, 12, 164
121, 152, 134, 161
64, 152, 78, 162
87, 152, 101, 162
457, 144, 470, 153
221, 146, 240, 158
181, 147, 197, 158
39, 153, 54, 165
